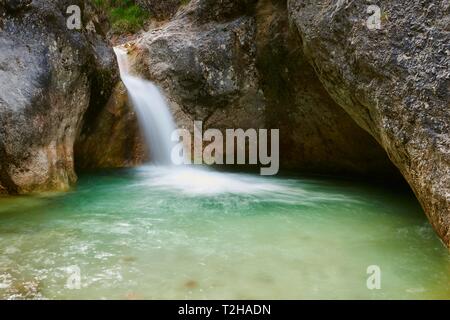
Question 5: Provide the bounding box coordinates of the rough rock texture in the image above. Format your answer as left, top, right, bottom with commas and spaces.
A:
74, 82, 146, 169
136, 0, 182, 20
0, 0, 117, 193
180, 0, 258, 23
255, 0, 397, 174
127, 0, 397, 174
289, 0, 450, 245
136, 4, 266, 131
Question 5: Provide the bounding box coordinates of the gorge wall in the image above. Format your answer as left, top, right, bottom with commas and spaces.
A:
288, 0, 449, 245
0, 0, 448, 246
126, 0, 398, 176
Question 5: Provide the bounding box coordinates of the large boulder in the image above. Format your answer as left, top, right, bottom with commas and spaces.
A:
135, 4, 265, 131
288, 0, 450, 245
0, 0, 117, 193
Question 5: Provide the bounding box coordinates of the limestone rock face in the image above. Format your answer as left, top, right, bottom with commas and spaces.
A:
289, 0, 450, 245
127, 0, 397, 174
0, 0, 117, 193
74, 83, 146, 170
255, 0, 397, 174
179, 0, 258, 23
135, 0, 181, 20
131, 0, 265, 132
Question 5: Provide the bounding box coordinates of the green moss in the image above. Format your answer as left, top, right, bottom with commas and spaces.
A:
93, 0, 150, 34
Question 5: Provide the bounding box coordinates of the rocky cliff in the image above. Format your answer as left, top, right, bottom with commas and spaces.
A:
289, 0, 450, 245
127, 0, 397, 175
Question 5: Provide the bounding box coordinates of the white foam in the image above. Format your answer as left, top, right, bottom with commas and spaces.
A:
136, 166, 284, 195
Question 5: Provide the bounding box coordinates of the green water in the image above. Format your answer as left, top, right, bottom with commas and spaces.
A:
0, 166, 448, 299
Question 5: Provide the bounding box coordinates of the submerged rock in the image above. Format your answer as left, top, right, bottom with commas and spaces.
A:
184, 280, 199, 289
289, 0, 450, 246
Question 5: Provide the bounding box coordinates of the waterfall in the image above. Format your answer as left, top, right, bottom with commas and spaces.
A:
113, 47, 280, 195
114, 47, 176, 165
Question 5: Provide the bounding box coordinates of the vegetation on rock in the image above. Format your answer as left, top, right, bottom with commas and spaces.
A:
93, 0, 149, 33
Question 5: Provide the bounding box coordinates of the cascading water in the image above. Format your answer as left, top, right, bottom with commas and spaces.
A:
114, 47, 176, 165
113, 46, 281, 195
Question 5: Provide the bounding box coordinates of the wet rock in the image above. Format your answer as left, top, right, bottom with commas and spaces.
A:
184, 280, 199, 289
120, 255, 138, 263
74, 82, 146, 170
125, 291, 142, 300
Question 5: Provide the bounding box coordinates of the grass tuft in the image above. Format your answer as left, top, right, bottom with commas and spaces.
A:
93, 0, 150, 34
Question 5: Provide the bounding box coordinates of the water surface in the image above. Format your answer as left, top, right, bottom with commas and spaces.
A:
0, 167, 448, 299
